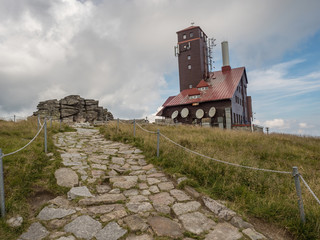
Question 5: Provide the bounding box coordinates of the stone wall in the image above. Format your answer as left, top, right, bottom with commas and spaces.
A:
33, 95, 113, 123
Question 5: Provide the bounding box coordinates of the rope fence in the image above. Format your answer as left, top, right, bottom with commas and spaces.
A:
0, 116, 54, 218
113, 120, 320, 224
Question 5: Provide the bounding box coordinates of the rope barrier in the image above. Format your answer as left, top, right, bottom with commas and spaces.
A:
159, 132, 292, 174
136, 123, 157, 134
1, 122, 45, 157
300, 175, 320, 205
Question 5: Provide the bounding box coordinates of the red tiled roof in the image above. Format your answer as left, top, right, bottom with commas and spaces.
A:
186, 88, 200, 96
196, 80, 209, 88
162, 96, 175, 107
176, 26, 199, 33
164, 67, 245, 107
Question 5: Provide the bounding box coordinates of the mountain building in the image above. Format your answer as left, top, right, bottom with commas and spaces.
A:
156, 25, 253, 129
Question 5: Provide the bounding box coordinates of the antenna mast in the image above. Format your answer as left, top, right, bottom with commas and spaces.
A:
208, 37, 216, 73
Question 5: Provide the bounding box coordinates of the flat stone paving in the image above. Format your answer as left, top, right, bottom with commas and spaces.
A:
19, 125, 267, 240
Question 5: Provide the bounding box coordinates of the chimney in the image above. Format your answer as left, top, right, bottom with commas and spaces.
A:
221, 41, 231, 72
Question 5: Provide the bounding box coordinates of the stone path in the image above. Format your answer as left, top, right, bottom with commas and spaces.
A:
19, 125, 267, 240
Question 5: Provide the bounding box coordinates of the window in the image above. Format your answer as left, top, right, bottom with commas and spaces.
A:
187, 55, 191, 60
189, 84, 193, 88
183, 34, 186, 39
189, 95, 200, 99
198, 87, 208, 91
188, 64, 191, 70
233, 113, 236, 123
201, 31, 203, 38
190, 32, 193, 38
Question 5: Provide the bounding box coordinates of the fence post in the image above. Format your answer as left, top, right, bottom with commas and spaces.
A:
14, 115, 16, 123
37, 115, 40, 131
157, 129, 160, 158
50, 117, 52, 128
117, 118, 119, 133
0, 149, 6, 218
133, 119, 136, 137
293, 166, 305, 224
44, 118, 47, 154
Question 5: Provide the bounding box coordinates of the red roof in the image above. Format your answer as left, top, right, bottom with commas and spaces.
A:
186, 88, 200, 96
164, 67, 246, 107
196, 80, 209, 88
176, 26, 199, 33
162, 96, 175, 107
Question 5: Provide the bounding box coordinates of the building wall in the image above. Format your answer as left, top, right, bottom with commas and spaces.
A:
177, 27, 209, 91
161, 99, 232, 126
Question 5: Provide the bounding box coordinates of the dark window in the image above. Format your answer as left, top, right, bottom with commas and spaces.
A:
190, 32, 193, 38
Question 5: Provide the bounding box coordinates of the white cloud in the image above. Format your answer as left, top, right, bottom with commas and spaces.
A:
299, 123, 308, 128
264, 119, 286, 129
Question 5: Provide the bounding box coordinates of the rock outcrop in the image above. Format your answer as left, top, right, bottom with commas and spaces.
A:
33, 95, 113, 122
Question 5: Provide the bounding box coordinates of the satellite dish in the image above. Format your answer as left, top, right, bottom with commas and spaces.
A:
181, 108, 189, 118
196, 109, 204, 119
171, 110, 178, 119
208, 107, 216, 117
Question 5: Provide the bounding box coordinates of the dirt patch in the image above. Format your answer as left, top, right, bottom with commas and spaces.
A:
28, 190, 56, 213
248, 217, 294, 240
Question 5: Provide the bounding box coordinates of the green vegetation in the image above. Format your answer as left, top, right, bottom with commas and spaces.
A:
0, 117, 72, 239
100, 122, 320, 240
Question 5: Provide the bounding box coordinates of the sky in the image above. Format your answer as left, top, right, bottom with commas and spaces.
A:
0, 0, 320, 136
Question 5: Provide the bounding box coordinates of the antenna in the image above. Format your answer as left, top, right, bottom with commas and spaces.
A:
191, 22, 195, 26
207, 37, 216, 72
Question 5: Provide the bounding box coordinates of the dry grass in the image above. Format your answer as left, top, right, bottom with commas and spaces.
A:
101, 121, 320, 240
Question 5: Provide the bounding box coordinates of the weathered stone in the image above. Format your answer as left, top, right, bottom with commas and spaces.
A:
202, 196, 226, 215
126, 202, 153, 213
148, 216, 183, 238
172, 201, 201, 215
112, 157, 125, 165
110, 176, 138, 189
100, 206, 128, 222
148, 172, 165, 178
184, 186, 200, 199
96, 222, 127, 240
142, 164, 154, 170
129, 195, 149, 203
153, 204, 171, 214
48, 231, 66, 239
7, 215, 23, 227
96, 184, 111, 194
147, 186, 159, 195
179, 212, 216, 234
55, 168, 78, 187
37, 207, 76, 221
109, 188, 121, 194
141, 190, 151, 195
123, 189, 139, 196
218, 209, 237, 221
147, 178, 161, 185
67, 186, 93, 200
149, 192, 175, 206
91, 164, 107, 170
158, 182, 174, 191
170, 189, 191, 201
64, 215, 102, 240
87, 204, 118, 215
49, 196, 70, 208
47, 219, 68, 229
205, 222, 243, 240
242, 228, 267, 240
91, 170, 105, 178
56, 236, 75, 240
124, 215, 148, 231
79, 193, 126, 206
126, 234, 153, 240
177, 176, 188, 185
230, 216, 254, 229
20, 222, 49, 240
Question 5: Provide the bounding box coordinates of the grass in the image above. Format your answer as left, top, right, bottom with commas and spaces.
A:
100, 121, 320, 240
0, 117, 74, 240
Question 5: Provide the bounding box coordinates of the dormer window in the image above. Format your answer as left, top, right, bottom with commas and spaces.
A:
198, 87, 208, 91
189, 95, 200, 99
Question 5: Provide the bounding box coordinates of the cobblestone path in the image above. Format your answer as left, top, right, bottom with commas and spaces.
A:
19, 126, 267, 240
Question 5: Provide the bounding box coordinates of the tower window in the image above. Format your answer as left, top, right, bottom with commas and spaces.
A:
187, 55, 191, 60
188, 64, 191, 69
190, 32, 193, 38
183, 34, 186, 39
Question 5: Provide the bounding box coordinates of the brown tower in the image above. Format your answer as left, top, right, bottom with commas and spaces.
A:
176, 26, 209, 92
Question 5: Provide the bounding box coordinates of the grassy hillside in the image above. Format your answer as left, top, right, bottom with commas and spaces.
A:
100, 121, 320, 240
0, 118, 72, 240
